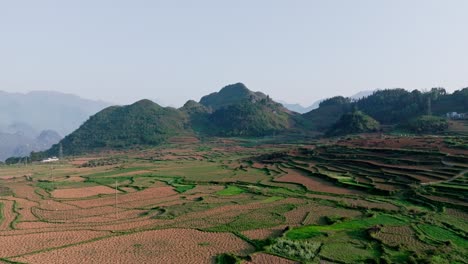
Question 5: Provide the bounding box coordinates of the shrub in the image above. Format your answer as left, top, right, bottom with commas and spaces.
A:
266, 238, 321, 262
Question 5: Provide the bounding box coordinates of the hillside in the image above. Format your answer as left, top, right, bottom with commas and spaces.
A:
180, 100, 212, 135
327, 110, 380, 136
302, 96, 352, 131
303, 87, 468, 132
199, 83, 297, 136
46, 100, 190, 155
200, 83, 270, 110
208, 100, 293, 136
39, 84, 299, 156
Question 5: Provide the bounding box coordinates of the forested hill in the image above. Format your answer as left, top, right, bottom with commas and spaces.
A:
199, 83, 298, 136
35, 85, 468, 157
43, 83, 300, 156
46, 100, 190, 156
303, 87, 468, 131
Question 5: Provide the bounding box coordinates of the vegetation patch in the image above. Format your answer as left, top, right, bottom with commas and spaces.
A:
266, 238, 321, 262
216, 186, 246, 196
286, 214, 408, 240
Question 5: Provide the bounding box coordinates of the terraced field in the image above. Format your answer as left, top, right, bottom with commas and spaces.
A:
0, 135, 466, 263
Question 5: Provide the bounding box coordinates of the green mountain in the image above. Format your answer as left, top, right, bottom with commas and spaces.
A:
47, 100, 190, 155
327, 110, 380, 136
180, 100, 212, 135
35, 85, 467, 158
303, 87, 468, 132
200, 83, 269, 110
302, 96, 352, 131
356, 87, 468, 124
199, 83, 297, 136
208, 100, 293, 136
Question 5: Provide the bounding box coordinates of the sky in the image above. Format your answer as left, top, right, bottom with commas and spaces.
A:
1, 0, 467, 107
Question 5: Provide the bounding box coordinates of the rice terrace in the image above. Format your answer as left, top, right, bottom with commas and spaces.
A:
0, 135, 466, 263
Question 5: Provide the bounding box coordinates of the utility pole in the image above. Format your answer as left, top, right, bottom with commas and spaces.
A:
427, 97, 432, 116
59, 143, 64, 160
115, 178, 118, 219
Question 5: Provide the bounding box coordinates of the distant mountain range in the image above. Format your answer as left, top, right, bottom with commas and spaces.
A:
0, 91, 111, 161
0, 91, 111, 135
279, 100, 320, 114
280, 90, 374, 114
0, 130, 61, 161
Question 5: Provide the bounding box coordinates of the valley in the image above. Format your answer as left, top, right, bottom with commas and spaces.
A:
0, 135, 466, 263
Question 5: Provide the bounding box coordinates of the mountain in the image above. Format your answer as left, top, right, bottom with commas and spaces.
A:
0, 90, 111, 136
2, 122, 38, 139
0, 129, 61, 161
350, 90, 374, 100
199, 83, 270, 110
327, 110, 380, 136
279, 90, 373, 114
36, 130, 62, 149
46, 100, 190, 156
207, 100, 294, 136
199, 83, 297, 136
180, 100, 211, 134
279, 100, 320, 114
43, 83, 299, 155
302, 96, 352, 131
303, 87, 468, 132
35, 85, 467, 157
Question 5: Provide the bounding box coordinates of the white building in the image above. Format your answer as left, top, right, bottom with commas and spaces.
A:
41, 157, 59, 163
446, 112, 467, 120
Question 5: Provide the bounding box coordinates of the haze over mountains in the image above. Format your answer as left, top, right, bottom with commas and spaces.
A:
0, 91, 111, 135
0, 91, 111, 160
279, 90, 374, 114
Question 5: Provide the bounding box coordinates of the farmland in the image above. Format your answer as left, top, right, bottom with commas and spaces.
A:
0, 135, 467, 263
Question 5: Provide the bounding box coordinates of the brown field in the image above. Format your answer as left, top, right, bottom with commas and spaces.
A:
0, 230, 110, 258
276, 169, 363, 195
0, 200, 16, 230
51, 185, 119, 199
241, 226, 287, 240
372, 226, 434, 251
8, 184, 42, 201
445, 208, 468, 220
4, 197, 38, 221
12, 229, 254, 264
66, 186, 177, 208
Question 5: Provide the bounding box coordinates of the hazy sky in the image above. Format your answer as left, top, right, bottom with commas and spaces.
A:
1, 1, 467, 107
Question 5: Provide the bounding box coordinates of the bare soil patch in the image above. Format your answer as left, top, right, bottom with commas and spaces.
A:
241, 226, 287, 240
0, 230, 109, 258
52, 185, 119, 199
67, 186, 177, 208
276, 169, 363, 195
12, 229, 254, 264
